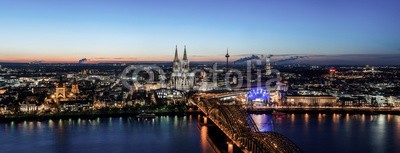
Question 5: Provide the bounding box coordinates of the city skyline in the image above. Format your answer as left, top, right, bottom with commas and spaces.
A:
1, 0, 400, 64
2, 1, 400, 153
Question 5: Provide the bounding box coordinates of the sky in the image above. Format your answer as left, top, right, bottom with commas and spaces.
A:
0, 0, 399, 64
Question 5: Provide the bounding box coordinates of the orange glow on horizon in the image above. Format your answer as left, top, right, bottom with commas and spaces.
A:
0, 56, 236, 63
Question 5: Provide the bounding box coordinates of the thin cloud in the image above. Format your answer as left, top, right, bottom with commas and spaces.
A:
93, 57, 137, 60
190, 55, 211, 58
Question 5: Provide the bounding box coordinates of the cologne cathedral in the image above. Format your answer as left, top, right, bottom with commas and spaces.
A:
170, 46, 195, 91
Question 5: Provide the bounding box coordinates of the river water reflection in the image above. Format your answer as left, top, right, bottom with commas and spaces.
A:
252, 113, 400, 153
1, 114, 399, 153
0, 116, 213, 153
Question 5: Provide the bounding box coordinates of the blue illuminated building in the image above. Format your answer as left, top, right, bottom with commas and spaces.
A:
247, 88, 270, 106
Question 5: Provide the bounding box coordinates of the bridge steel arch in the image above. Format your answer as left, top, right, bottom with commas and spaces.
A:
196, 98, 301, 153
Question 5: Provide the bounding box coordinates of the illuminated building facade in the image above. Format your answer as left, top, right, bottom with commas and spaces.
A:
285, 95, 337, 106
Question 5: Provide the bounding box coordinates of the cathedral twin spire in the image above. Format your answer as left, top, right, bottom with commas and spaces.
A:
173, 45, 189, 73
173, 45, 188, 62
183, 45, 188, 61
174, 45, 180, 62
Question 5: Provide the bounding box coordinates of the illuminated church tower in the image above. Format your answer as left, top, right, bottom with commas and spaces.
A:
265, 55, 272, 76
55, 77, 66, 101
71, 78, 79, 94
182, 46, 189, 73
173, 46, 180, 73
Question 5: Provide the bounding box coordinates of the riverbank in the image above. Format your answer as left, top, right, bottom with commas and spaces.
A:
249, 107, 400, 115
0, 110, 203, 123
3, 107, 400, 123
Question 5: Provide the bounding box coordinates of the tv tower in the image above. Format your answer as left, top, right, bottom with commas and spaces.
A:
225, 49, 230, 71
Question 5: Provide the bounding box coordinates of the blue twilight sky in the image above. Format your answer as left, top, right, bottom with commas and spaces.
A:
0, 0, 399, 63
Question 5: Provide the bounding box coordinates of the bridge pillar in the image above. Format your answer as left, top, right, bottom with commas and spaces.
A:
227, 142, 234, 153
203, 116, 208, 124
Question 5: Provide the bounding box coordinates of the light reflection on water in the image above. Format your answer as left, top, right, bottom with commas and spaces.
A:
2, 114, 399, 153
200, 125, 209, 152
252, 114, 273, 132
0, 116, 213, 153
252, 113, 400, 153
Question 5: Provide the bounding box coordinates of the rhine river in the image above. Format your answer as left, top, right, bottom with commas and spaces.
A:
1, 114, 399, 153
